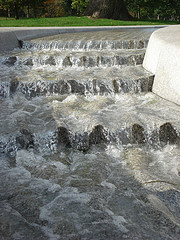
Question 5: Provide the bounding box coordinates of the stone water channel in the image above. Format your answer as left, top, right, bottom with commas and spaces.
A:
0, 28, 180, 240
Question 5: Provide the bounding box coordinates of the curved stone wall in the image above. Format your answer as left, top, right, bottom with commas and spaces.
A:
143, 26, 180, 105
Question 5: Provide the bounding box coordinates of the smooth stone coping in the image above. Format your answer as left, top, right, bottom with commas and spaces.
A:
0, 25, 166, 52
143, 25, 180, 105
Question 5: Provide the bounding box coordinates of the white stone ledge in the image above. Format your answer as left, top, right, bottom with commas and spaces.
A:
143, 26, 180, 105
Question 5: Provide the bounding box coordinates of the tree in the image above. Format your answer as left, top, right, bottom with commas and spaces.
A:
44, 0, 66, 17
154, 0, 180, 20
0, 0, 46, 18
29, 0, 45, 18
0, 0, 12, 17
1, 0, 23, 19
85, 0, 132, 20
125, 0, 180, 20
71, 0, 88, 15
124, 0, 145, 19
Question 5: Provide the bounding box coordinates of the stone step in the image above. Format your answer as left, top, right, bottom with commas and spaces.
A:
0, 66, 154, 98
22, 29, 152, 51
2, 49, 145, 69
23, 39, 149, 51
1, 122, 179, 155
0, 92, 180, 154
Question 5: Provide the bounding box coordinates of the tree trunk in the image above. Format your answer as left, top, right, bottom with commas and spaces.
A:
14, 3, 19, 20
7, 9, 11, 18
27, 5, 30, 18
85, 0, 132, 20
137, 5, 140, 19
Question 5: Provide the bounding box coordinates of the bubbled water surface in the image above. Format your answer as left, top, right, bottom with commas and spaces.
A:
0, 29, 180, 240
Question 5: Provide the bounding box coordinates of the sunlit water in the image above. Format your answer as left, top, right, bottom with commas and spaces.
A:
0, 29, 180, 240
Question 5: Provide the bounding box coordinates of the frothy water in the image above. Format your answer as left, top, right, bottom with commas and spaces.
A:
0, 29, 180, 239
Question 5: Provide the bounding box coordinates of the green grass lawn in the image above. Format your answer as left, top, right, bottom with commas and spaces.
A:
0, 16, 179, 27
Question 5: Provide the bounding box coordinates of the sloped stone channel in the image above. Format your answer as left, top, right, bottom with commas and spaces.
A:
0, 29, 180, 240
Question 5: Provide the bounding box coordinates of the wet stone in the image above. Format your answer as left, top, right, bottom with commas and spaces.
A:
0, 82, 9, 98
115, 41, 123, 49
62, 56, 72, 67
37, 81, 48, 96
92, 79, 98, 94
128, 55, 136, 66
138, 77, 153, 92
48, 81, 70, 95
112, 80, 119, 93
85, 82, 91, 93
100, 56, 112, 66
16, 129, 34, 149
4, 56, 17, 66
136, 53, 145, 65
99, 83, 111, 94
115, 56, 128, 66
122, 40, 129, 49
132, 124, 145, 144
68, 80, 85, 95
18, 39, 23, 48
85, 57, 96, 67
137, 40, 145, 49
48, 83, 54, 94
128, 40, 135, 49
159, 122, 179, 144
57, 126, 71, 147
50, 82, 61, 94
60, 81, 71, 94
23, 84, 36, 98
24, 58, 33, 66
78, 56, 86, 67
0, 141, 5, 153
118, 80, 130, 93
89, 125, 107, 145
10, 79, 19, 95
45, 56, 56, 66
22, 82, 48, 98
97, 56, 100, 66
147, 76, 154, 91
5, 141, 17, 157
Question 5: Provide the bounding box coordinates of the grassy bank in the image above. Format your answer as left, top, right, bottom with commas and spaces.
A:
0, 16, 179, 27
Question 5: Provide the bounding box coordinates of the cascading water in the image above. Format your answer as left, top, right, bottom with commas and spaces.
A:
0, 29, 180, 240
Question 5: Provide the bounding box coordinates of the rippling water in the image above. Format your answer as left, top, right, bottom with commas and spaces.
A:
0, 29, 180, 240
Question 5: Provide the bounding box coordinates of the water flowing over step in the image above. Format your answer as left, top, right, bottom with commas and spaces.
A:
0, 31, 153, 99
0, 28, 179, 154
23, 38, 148, 51
2, 49, 145, 68
22, 29, 151, 51
0, 29, 154, 99
0, 66, 154, 98
2, 30, 151, 70
0, 93, 180, 154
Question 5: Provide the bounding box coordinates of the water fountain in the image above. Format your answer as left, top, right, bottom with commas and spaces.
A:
0, 27, 180, 240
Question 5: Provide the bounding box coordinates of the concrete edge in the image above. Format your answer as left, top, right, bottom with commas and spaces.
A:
143, 25, 180, 105
0, 25, 169, 52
